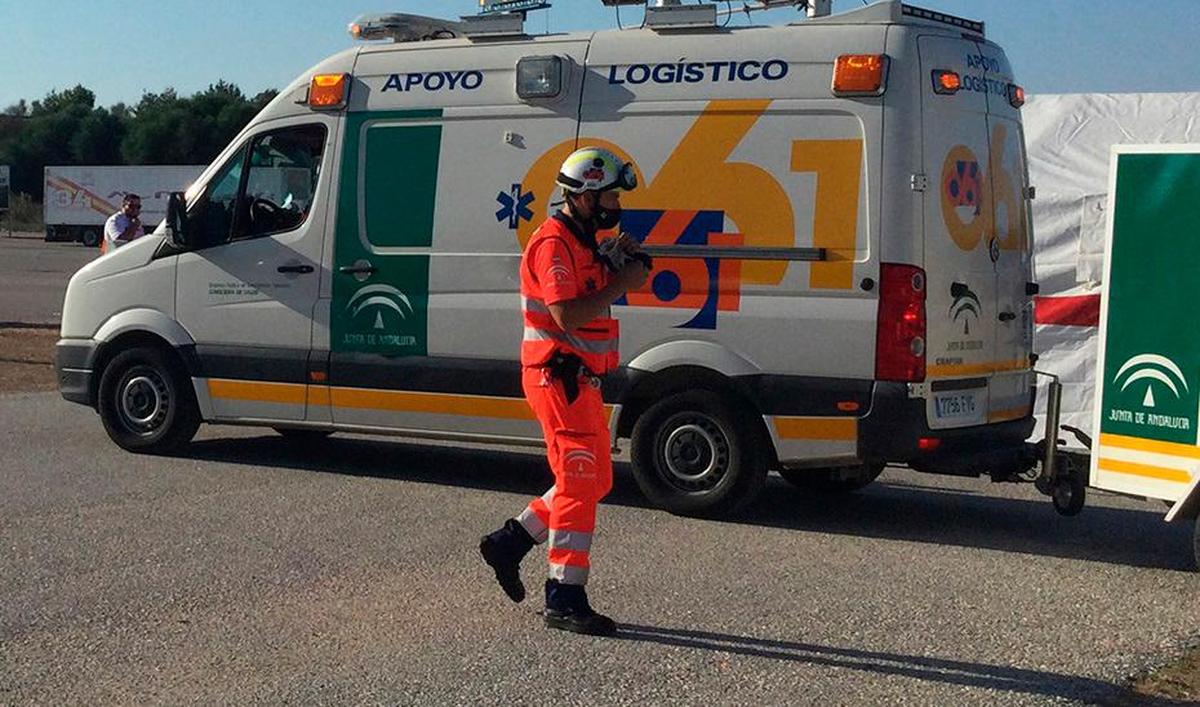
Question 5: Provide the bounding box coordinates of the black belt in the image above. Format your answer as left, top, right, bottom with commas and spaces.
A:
541, 351, 601, 404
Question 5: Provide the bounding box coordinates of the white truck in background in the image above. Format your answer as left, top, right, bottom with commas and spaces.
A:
44, 165, 204, 247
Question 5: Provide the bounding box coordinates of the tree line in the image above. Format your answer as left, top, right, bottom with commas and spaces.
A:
0, 82, 277, 202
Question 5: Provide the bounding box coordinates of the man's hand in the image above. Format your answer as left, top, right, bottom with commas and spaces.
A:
119, 217, 142, 242
612, 260, 650, 292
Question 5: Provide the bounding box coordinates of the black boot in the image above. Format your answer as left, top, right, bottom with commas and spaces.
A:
543, 579, 617, 637
479, 519, 536, 603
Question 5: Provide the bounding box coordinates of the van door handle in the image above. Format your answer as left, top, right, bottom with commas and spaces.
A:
277, 264, 314, 274
951, 282, 969, 298
338, 264, 378, 275
998, 311, 1017, 322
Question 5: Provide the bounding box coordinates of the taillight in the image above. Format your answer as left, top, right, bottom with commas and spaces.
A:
876, 263, 927, 382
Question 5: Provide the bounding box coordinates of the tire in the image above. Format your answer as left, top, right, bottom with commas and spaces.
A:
80, 229, 101, 248
97, 346, 201, 453
779, 463, 884, 494
273, 428, 333, 443
1193, 519, 1200, 573
630, 390, 768, 517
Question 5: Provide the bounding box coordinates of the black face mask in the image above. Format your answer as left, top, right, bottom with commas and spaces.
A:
594, 203, 621, 231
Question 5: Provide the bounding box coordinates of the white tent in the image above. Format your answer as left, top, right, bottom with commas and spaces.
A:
1025, 92, 1200, 439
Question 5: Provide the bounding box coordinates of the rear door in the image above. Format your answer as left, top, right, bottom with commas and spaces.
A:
919, 34, 996, 429
978, 45, 1036, 424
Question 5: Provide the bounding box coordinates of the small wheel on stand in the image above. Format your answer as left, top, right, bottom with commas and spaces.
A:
1050, 458, 1087, 517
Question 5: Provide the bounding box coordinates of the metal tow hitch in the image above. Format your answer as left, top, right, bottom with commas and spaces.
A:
1033, 371, 1089, 516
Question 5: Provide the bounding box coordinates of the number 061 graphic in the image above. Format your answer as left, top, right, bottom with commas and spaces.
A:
940, 123, 1027, 254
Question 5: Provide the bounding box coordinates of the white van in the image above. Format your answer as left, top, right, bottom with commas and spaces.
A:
55, 1, 1040, 515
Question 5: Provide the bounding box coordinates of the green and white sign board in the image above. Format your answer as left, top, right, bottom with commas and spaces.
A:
1091, 145, 1200, 502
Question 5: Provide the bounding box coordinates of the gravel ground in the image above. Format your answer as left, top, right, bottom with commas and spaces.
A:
2, 392, 1198, 705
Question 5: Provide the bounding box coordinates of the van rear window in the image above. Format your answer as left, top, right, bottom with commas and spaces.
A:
363, 124, 442, 248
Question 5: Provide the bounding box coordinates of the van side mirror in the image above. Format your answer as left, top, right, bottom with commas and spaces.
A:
166, 192, 190, 247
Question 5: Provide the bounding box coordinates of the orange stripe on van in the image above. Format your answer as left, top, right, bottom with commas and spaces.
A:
207, 379, 307, 405
1097, 458, 1192, 484
306, 386, 331, 406
209, 380, 618, 423
988, 405, 1031, 423
926, 359, 1031, 377
1099, 433, 1200, 460
329, 388, 536, 420
775, 417, 858, 441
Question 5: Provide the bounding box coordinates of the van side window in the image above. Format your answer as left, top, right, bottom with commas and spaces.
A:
238, 125, 327, 240
188, 150, 243, 249
187, 124, 327, 248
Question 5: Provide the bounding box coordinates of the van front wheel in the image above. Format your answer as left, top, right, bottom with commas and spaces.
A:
630, 390, 767, 517
98, 346, 201, 453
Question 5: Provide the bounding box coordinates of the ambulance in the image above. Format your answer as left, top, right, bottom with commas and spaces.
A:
55, 0, 1043, 516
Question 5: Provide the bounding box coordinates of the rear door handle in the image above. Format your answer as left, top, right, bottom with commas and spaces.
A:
277, 264, 314, 274
338, 265, 378, 275
998, 311, 1017, 322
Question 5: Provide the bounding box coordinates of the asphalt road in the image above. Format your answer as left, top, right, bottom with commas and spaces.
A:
3, 392, 1198, 705
0, 235, 94, 326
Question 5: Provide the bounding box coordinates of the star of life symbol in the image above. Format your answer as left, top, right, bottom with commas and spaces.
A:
1114, 353, 1190, 409
496, 184, 535, 229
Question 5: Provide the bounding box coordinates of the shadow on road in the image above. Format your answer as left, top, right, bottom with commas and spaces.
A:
177, 433, 1195, 572
614, 623, 1173, 705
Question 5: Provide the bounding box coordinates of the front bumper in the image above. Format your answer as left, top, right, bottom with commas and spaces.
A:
859, 382, 1037, 476
55, 339, 99, 407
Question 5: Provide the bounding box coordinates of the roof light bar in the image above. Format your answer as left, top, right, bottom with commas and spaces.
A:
348, 13, 463, 42
901, 4, 985, 35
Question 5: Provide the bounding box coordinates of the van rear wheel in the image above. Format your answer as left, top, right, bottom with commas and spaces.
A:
779, 463, 884, 494
80, 229, 101, 248
630, 390, 767, 517
98, 346, 200, 454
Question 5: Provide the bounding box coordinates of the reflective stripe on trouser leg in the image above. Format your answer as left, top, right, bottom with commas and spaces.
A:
522, 367, 614, 587
548, 529, 594, 584
516, 488, 554, 544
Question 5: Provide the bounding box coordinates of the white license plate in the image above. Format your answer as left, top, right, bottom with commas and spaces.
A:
934, 391, 980, 420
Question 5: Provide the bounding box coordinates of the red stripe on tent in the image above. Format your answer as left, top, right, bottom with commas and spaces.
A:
1035, 294, 1100, 327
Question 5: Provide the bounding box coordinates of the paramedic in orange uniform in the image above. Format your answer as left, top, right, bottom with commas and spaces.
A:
480, 147, 650, 636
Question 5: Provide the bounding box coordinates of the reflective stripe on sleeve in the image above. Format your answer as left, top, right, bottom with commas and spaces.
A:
522, 295, 551, 314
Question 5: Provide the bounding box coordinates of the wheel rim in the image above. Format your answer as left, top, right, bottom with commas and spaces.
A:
117, 368, 171, 435
657, 412, 731, 492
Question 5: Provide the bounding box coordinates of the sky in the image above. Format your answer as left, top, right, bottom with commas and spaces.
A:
1, 0, 1199, 109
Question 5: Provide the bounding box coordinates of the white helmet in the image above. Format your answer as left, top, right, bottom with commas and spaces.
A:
556, 147, 638, 195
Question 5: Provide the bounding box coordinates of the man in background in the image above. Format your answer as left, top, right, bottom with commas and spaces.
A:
102, 194, 144, 253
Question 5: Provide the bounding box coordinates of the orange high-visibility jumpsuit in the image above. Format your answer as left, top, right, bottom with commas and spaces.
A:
516, 213, 620, 586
